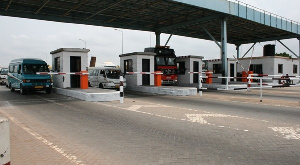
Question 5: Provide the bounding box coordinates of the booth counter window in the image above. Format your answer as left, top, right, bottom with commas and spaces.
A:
278, 64, 283, 74
293, 65, 297, 74
54, 57, 60, 72
177, 62, 185, 75
124, 59, 133, 73
213, 64, 222, 74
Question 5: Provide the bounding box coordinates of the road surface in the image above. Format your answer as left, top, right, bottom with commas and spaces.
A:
0, 85, 299, 164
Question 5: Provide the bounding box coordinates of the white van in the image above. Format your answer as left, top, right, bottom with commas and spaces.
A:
88, 67, 126, 89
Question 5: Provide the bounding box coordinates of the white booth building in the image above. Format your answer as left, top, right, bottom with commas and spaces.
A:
120, 52, 156, 86
237, 56, 299, 77
205, 58, 237, 83
176, 55, 203, 86
51, 48, 89, 88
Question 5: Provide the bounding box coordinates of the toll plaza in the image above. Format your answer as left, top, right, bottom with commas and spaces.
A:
2, 1, 300, 164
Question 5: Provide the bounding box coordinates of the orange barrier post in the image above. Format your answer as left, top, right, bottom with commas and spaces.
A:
242, 71, 248, 82
154, 71, 162, 86
206, 71, 212, 84
80, 71, 89, 89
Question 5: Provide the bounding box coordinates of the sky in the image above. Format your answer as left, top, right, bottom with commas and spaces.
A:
0, 0, 299, 68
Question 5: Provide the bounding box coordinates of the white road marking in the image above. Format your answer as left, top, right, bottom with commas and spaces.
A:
97, 102, 300, 140
269, 127, 300, 140
0, 101, 86, 165
185, 114, 232, 124
126, 104, 170, 111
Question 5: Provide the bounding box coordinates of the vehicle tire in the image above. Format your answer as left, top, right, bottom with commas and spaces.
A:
20, 85, 26, 95
99, 83, 104, 88
10, 83, 15, 92
46, 87, 52, 94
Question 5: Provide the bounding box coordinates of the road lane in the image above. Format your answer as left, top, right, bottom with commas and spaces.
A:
0, 86, 299, 164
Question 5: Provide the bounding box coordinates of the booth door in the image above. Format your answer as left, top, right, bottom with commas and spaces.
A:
193, 61, 199, 83
70, 56, 81, 88
142, 59, 150, 85
230, 63, 235, 81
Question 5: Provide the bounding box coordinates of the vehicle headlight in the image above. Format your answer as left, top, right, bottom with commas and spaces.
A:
23, 79, 30, 83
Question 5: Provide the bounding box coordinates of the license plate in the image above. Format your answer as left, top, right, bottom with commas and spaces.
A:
35, 86, 43, 89
166, 77, 171, 79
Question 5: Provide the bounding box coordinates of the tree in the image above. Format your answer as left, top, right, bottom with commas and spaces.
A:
275, 52, 291, 58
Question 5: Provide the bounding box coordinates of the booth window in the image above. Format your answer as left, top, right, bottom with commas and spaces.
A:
124, 59, 133, 73
250, 64, 263, 74
293, 65, 297, 74
213, 64, 222, 74
278, 64, 283, 74
54, 57, 60, 72
177, 62, 185, 74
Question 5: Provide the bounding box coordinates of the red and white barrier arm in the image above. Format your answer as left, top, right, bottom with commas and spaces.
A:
188, 72, 212, 74
126, 72, 163, 75
36, 72, 89, 75
249, 74, 283, 77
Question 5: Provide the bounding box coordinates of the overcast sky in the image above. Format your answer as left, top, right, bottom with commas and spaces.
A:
0, 0, 299, 67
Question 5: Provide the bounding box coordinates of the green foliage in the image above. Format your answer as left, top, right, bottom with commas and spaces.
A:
275, 52, 292, 58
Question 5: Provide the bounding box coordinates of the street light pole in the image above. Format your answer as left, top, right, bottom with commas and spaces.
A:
79, 39, 86, 49
115, 29, 123, 54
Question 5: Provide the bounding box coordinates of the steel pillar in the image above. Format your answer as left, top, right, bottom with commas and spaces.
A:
236, 44, 240, 59
221, 18, 228, 84
155, 32, 161, 47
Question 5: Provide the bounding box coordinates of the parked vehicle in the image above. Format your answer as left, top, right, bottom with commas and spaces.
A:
88, 67, 126, 89
7, 58, 52, 94
0, 68, 8, 86
144, 46, 178, 85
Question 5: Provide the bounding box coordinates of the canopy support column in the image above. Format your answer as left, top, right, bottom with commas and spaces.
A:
155, 32, 161, 47
221, 18, 228, 84
236, 44, 241, 59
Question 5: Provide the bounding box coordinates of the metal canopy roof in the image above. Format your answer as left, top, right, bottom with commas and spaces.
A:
1, 0, 300, 45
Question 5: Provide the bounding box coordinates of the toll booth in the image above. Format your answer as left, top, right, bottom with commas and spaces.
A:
176, 55, 203, 86
51, 48, 89, 88
119, 52, 156, 86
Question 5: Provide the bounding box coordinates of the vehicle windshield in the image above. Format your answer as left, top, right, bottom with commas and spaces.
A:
0, 68, 8, 75
23, 64, 49, 74
105, 70, 121, 79
166, 57, 175, 65
156, 57, 176, 66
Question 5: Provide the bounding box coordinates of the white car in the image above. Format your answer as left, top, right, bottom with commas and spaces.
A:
0, 68, 8, 86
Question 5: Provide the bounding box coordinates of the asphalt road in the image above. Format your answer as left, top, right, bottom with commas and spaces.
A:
0, 85, 299, 165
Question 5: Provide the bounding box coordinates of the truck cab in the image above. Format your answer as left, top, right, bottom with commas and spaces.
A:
144, 46, 178, 85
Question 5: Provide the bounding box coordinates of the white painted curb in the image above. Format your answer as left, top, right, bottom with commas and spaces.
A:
0, 117, 10, 165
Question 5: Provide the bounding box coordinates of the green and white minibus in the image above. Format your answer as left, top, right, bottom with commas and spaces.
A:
7, 58, 52, 94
